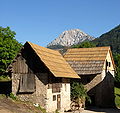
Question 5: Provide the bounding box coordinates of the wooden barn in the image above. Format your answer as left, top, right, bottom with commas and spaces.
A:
8, 42, 80, 112
63, 47, 115, 107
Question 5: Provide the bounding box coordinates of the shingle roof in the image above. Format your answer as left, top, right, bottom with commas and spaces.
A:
64, 47, 110, 75
27, 42, 80, 78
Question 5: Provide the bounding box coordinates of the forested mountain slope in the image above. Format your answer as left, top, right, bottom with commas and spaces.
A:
92, 25, 120, 54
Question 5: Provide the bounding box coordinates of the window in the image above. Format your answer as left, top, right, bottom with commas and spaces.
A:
65, 84, 67, 91
106, 61, 108, 66
53, 95, 56, 101
51, 78, 62, 93
106, 61, 111, 67
52, 83, 61, 93
108, 62, 111, 67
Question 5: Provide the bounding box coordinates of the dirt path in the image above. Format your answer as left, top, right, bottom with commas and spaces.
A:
0, 97, 42, 113
0, 98, 120, 113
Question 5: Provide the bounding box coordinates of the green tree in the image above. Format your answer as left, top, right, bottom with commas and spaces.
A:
72, 41, 96, 48
114, 53, 120, 84
0, 26, 22, 74
71, 82, 91, 108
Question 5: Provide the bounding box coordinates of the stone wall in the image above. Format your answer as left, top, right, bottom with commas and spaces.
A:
12, 73, 48, 107
97, 70, 115, 107
12, 73, 71, 112
87, 70, 115, 107
84, 74, 102, 92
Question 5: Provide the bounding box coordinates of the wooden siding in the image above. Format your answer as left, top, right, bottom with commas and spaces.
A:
12, 56, 29, 74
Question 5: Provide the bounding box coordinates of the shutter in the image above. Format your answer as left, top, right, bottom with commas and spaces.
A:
19, 74, 35, 93
27, 74, 35, 92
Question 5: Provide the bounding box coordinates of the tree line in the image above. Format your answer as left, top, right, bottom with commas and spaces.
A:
0, 26, 22, 76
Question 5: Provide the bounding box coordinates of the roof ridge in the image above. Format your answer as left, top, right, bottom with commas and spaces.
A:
27, 41, 60, 54
68, 46, 110, 50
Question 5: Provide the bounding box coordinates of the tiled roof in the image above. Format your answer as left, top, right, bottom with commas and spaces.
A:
27, 42, 80, 78
64, 47, 110, 75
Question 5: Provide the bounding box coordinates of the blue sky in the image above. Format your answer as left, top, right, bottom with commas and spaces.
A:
0, 0, 120, 47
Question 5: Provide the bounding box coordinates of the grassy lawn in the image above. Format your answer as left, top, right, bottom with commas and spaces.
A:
115, 87, 120, 108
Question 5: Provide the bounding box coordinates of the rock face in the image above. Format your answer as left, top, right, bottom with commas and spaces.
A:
47, 29, 94, 49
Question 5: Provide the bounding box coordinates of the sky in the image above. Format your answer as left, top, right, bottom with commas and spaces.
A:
0, 0, 120, 47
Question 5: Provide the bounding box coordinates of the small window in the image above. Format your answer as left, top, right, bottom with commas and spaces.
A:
52, 83, 61, 93
108, 62, 111, 67
65, 84, 67, 91
53, 95, 56, 101
106, 61, 108, 66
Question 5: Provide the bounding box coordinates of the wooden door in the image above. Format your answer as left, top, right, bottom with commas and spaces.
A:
57, 94, 61, 110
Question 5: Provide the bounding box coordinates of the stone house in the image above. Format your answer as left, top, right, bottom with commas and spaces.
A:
8, 42, 80, 112
63, 47, 115, 107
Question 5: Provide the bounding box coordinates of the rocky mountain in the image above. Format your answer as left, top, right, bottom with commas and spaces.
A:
47, 29, 94, 49
92, 25, 120, 54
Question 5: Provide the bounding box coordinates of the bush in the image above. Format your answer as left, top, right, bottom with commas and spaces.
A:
115, 87, 120, 107
9, 93, 17, 100
0, 75, 11, 81
71, 82, 91, 107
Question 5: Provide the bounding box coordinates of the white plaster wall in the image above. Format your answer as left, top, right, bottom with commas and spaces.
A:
46, 88, 58, 112
101, 70, 106, 80
103, 51, 115, 72
61, 82, 71, 111
46, 78, 71, 113
102, 50, 115, 80
101, 70, 115, 80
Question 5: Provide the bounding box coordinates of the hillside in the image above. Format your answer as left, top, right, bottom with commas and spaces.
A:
92, 25, 120, 54
47, 29, 94, 49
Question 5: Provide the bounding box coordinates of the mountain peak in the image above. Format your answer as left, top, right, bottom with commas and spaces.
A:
47, 29, 94, 49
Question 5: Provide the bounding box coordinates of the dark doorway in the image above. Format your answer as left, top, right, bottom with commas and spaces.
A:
0, 81, 12, 95
57, 94, 61, 110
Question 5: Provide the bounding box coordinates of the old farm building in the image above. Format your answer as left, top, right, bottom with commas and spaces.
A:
8, 42, 80, 112
64, 47, 115, 107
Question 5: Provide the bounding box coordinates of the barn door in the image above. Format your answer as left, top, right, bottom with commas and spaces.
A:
57, 94, 61, 110
19, 74, 35, 93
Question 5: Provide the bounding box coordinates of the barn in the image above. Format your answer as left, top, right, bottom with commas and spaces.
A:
8, 42, 80, 112
63, 47, 115, 107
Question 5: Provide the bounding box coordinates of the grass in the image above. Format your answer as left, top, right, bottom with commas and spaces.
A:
37, 105, 46, 113
115, 87, 120, 108
0, 94, 6, 99
0, 75, 11, 81
9, 93, 17, 100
